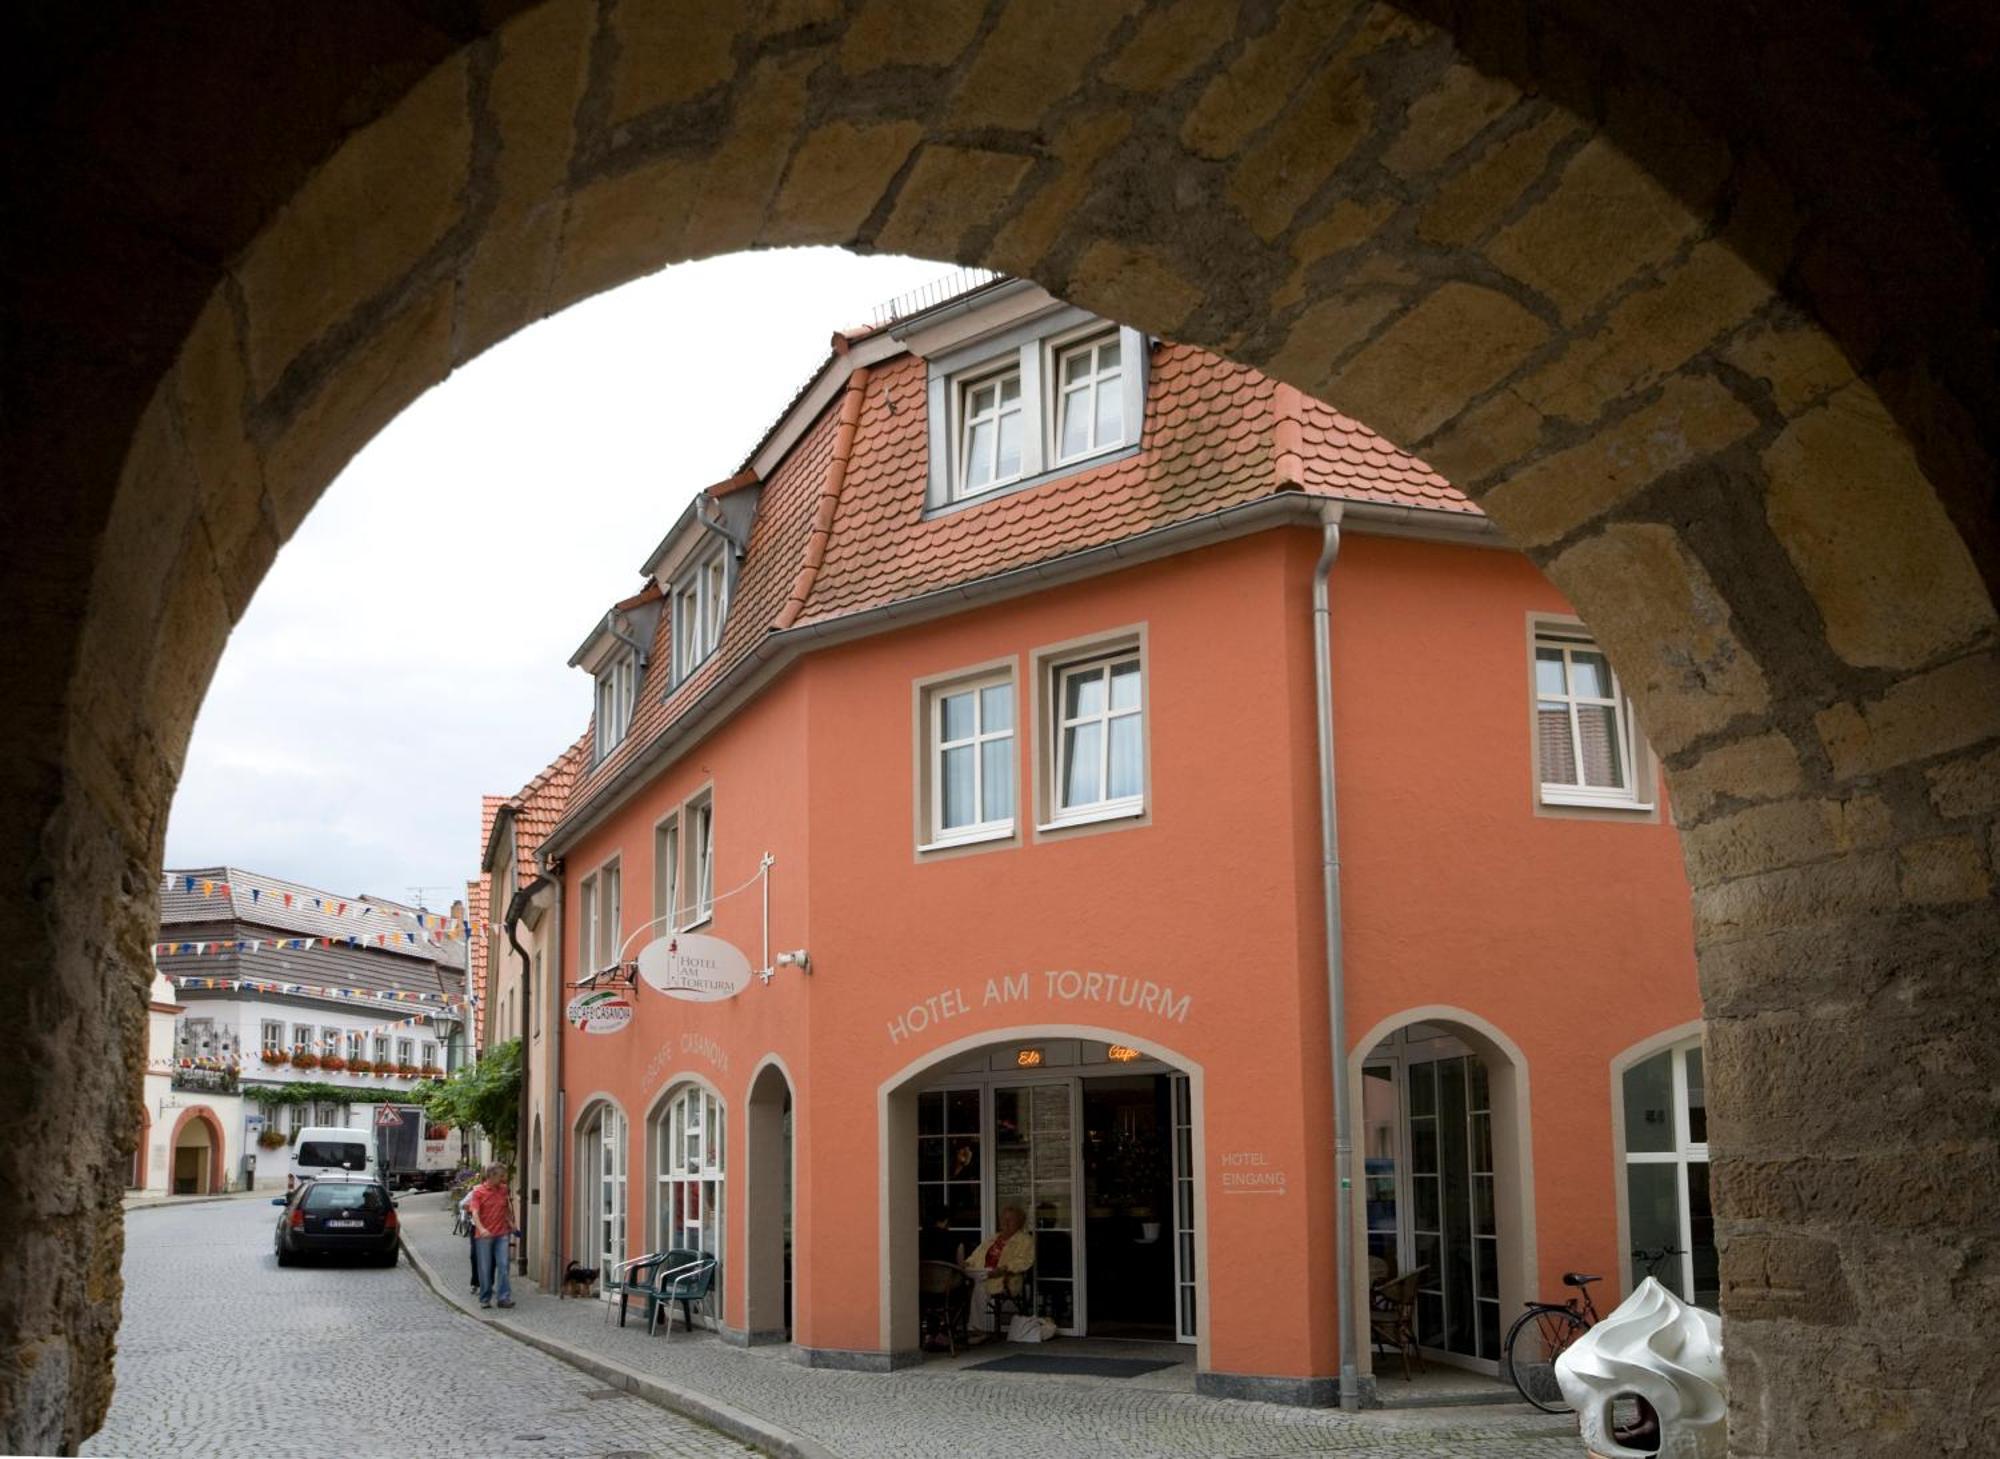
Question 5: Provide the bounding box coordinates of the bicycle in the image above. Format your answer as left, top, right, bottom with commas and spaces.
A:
1501, 1247, 1681, 1413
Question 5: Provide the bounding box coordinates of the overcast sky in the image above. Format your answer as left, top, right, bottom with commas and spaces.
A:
164, 249, 961, 909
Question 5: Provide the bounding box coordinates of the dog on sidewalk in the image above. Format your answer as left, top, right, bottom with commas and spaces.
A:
560, 1262, 599, 1299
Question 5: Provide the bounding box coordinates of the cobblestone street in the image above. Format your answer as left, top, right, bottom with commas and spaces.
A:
85, 1198, 756, 1459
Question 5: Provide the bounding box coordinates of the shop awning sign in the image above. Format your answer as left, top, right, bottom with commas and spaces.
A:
567, 989, 634, 1034
636, 932, 753, 1002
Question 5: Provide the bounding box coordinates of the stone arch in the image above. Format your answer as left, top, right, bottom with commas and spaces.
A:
743, 1056, 797, 1344
167, 1106, 225, 1198
1348, 1006, 1536, 1377
9, 3, 1999, 1451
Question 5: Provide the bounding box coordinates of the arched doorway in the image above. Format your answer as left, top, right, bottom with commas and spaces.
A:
644, 1079, 725, 1331
571, 1098, 628, 1293
883, 1030, 1203, 1362
167, 1106, 225, 1197
744, 1060, 795, 1344
1349, 1010, 1534, 1378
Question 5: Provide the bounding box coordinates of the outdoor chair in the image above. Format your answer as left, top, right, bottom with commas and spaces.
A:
1369, 1268, 1428, 1382
985, 1263, 1037, 1338
649, 1248, 719, 1337
918, 1259, 972, 1355
604, 1251, 670, 1329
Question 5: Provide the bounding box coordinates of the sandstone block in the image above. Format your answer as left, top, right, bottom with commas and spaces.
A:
1483, 374, 1759, 550
873, 145, 1033, 262
610, 0, 737, 120
1680, 793, 1895, 885
1546, 526, 1771, 760
948, 0, 1137, 131
1723, 315, 1854, 416
1272, 196, 1399, 311
985, 111, 1130, 278
1261, 291, 1406, 399
549, 154, 704, 316
1693, 851, 1900, 943
1516, 240, 1773, 425
1181, 0, 1362, 159
1102, 0, 1240, 92
1486, 133, 1707, 324
1896, 834, 1991, 906
1720, 1232, 1856, 1326
841, 0, 986, 72
1417, 387, 1542, 491
1664, 730, 1805, 824
767, 120, 924, 247
1926, 744, 2000, 820
1814, 651, 2000, 780
1227, 53, 1372, 242
238, 57, 471, 396
1763, 380, 1996, 670
1320, 282, 1547, 446
1063, 241, 1203, 335
682, 54, 815, 260
1416, 110, 1576, 249
1382, 62, 1517, 178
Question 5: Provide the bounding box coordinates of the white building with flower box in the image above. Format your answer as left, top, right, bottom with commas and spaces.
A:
141, 866, 473, 1195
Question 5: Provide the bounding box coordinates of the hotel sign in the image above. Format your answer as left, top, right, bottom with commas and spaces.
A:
637, 933, 754, 1003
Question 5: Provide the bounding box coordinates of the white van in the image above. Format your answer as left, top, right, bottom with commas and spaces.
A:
287, 1126, 375, 1191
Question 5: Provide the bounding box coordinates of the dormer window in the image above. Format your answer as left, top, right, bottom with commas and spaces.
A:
673, 546, 729, 684
923, 308, 1146, 515
595, 652, 636, 760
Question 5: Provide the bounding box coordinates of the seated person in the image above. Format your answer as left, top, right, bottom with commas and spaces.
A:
961, 1204, 1036, 1322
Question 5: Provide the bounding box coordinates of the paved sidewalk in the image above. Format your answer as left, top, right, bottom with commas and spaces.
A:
122, 1186, 275, 1212
401, 1197, 1579, 1458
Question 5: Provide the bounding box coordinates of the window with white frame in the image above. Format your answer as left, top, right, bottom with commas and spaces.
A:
421, 1041, 437, 1069
681, 795, 715, 925
655, 815, 681, 928
581, 861, 623, 977
925, 674, 1016, 846
656, 1084, 725, 1321
375, 1036, 392, 1065
321, 1026, 340, 1057
1051, 651, 1145, 824
1621, 1039, 1715, 1309
673, 548, 729, 683
396, 1038, 414, 1068
595, 651, 637, 760
292, 1023, 313, 1054
925, 311, 1146, 512
1052, 331, 1125, 464
261, 1020, 283, 1056
1534, 626, 1649, 808
348, 1031, 366, 1065
956, 367, 1024, 498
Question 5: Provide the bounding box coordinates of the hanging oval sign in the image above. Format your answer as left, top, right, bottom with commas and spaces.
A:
636, 932, 754, 1002
566, 989, 634, 1034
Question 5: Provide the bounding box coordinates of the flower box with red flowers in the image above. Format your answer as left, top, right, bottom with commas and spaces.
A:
260, 1050, 289, 1066
291, 1052, 320, 1070
320, 1055, 348, 1072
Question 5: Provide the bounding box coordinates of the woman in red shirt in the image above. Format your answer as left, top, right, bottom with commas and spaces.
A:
468, 1164, 516, 1309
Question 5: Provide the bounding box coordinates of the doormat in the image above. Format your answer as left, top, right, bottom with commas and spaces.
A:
967, 1354, 1178, 1378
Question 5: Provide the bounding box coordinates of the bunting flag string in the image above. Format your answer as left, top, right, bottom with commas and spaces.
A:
165, 875, 489, 940
162, 972, 467, 1011
155, 930, 464, 957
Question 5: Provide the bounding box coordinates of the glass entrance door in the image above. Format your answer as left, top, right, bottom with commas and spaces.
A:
1406, 1055, 1499, 1364
994, 1081, 1078, 1331
1170, 1073, 1196, 1344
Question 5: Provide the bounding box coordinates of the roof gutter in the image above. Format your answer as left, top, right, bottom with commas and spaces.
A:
540, 494, 1501, 858
695, 491, 750, 563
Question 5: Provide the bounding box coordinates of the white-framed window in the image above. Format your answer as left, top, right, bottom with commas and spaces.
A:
1051, 651, 1145, 825
681, 795, 715, 926
396, 1038, 414, 1067
925, 674, 1016, 847
1052, 331, 1126, 464
924, 311, 1146, 512
1621, 1039, 1715, 1309
375, 1036, 392, 1065
595, 651, 637, 760
955, 367, 1025, 499
673, 549, 729, 683
261, 1020, 283, 1056
580, 860, 623, 977
655, 815, 682, 929
292, 1023, 313, 1054
655, 1084, 725, 1323
1534, 626, 1650, 808
421, 1041, 437, 1068
347, 1031, 366, 1065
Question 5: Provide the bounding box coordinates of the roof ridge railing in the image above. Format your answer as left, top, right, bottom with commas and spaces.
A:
868, 267, 1007, 327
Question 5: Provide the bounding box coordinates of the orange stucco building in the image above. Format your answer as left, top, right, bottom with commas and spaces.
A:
492, 275, 1705, 1404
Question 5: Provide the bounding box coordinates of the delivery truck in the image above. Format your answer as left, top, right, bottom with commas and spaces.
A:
370, 1104, 459, 1191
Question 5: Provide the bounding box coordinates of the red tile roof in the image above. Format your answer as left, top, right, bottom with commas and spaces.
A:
465, 874, 488, 1045
548, 332, 1471, 846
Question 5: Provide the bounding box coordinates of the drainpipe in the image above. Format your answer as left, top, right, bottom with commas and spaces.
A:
545, 873, 565, 1293
508, 913, 532, 1277
694, 492, 750, 561
604, 610, 648, 667
1312, 502, 1359, 1410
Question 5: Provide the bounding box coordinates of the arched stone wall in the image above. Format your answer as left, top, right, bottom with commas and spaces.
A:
7, 4, 1996, 1452
166, 1106, 225, 1198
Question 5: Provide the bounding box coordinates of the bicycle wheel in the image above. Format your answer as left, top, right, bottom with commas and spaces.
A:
1503, 1304, 1590, 1413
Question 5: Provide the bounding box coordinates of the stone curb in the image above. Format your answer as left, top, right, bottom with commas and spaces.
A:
123, 1188, 274, 1212
400, 1229, 832, 1459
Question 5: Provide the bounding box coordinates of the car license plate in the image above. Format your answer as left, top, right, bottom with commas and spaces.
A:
326, 1219, 365, 1228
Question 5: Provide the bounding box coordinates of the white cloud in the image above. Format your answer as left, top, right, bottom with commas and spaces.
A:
165, 248, 962, 907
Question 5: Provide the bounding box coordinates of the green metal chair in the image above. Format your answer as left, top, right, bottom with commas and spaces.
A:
604, 1251, 669, 1329
650, 1248, 718, 1337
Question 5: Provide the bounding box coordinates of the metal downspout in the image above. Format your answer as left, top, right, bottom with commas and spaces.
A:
545, 876, 565, 1293
507, 914, 532, 1276
1312, 504, 1359, 1409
